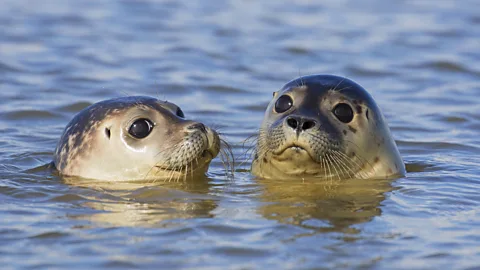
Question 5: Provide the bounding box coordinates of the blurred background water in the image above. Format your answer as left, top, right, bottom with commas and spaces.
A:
1, 0, 479, 269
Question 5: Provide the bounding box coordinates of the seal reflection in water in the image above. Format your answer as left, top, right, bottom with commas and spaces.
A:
53, 96, 221, 181
252, 75, 406, 180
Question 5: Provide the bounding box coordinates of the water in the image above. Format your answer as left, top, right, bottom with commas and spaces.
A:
1, 0, 479, 269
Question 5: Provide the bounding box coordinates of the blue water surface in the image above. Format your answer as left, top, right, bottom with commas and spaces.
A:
1, 0, 479, 269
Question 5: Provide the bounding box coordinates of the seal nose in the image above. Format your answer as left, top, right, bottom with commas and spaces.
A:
187, 123, 207, 133
286, 116, 316, 132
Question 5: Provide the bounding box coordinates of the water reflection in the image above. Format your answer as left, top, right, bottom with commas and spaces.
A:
257, 178, 393, 233
63, 176, 219, 228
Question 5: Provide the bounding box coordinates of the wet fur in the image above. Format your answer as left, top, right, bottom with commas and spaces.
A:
53, 96, 228, 181
252, 75, 406, 180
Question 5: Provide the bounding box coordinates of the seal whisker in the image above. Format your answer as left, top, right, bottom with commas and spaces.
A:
327, 154, 334, 184
337, 151, 360, 179
190, 159, 194, 179
321, 156, 328, 183
239, 130, 269, 170
172, 166, 178, 183
331, 77, 346, 92
178, 165, 185, 183
324, 154, 335, 181
195, 157, 199, 179
167, 166, 176, 183
240, 133, 260, 157
220, 138, 235, 177
329, 152, 349, 179
326, 153, 342, 181
334, 86, 352, 93
332, 150, 363, 178
333, 150, 368, 179
238, 144, 256, 168
178, 167, 187, 183
330, 151, 356, 179
342, 140, 377, 175
218, 149, 230, 179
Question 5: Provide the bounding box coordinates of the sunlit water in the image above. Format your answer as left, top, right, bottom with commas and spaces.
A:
1, 0, 479, 269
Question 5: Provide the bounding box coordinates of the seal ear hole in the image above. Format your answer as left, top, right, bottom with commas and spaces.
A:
333, 103, 354, 123
105, 128, 111, 139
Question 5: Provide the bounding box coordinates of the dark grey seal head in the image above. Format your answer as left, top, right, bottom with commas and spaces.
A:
54, 96, 220, 181
252, 75, 405, 180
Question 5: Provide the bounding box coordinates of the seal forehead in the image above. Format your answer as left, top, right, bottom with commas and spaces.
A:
281, 74, 377, 109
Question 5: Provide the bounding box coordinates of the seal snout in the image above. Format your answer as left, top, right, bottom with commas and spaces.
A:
285, 115, 316, 133
184, 121, 220, 162
187, 123, 207, 133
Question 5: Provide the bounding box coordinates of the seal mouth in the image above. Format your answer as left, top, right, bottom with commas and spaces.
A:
155, 148, 215, 172
276, 143, 308, 155
272, 143, 320, 163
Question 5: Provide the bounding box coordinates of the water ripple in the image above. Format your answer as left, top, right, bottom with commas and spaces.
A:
0, 0, 479, 269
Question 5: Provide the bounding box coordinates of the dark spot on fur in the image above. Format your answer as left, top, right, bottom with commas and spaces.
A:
343, 130, 347, 135
374, 157, 379, 163
366, 109, 369, 120
348, 126, 357, 133
356, 105, 362, 114
388, 168, 393, 174
395, 164, 398, 169
350, 152, 356, 158
263, 157, 268, 163
254, 153, 258, 160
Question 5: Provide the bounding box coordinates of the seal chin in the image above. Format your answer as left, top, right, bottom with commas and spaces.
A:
272, 146, 315, 166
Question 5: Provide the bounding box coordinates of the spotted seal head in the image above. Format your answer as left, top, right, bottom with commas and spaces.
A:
252, 75, 405, 180
53, 96, 220, 181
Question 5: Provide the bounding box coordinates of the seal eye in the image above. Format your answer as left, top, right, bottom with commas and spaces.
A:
274, 95, 293, 113
128, 118, 153, 139
176, 107, 185, 118
333, 103, 354, 123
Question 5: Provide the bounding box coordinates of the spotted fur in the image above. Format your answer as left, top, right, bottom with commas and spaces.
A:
53, 96, 220, 181
252, 75, 405, 180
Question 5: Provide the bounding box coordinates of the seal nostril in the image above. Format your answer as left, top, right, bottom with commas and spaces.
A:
188, 123, 206, 132
302, 121, 315, 130
287, 118, 298, 129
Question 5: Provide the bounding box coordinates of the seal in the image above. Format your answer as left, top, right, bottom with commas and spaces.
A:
53, 96, 220, 181
252, 74, 406, 180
